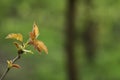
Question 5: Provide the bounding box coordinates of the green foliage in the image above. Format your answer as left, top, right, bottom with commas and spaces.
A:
0, 0, 120, 80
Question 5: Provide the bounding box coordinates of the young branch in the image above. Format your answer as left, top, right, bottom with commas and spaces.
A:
0, 53, 21, 80
0, 22, 48, 80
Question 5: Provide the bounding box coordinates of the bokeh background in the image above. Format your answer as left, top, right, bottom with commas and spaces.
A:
0, 0, 120, 80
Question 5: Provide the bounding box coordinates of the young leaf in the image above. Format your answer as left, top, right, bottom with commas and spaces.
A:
7, 60, 21, 69
28, 22, 48, 54
14, 42, 22, 50
12, 64, 21, 69
29, 40, 48, 54
33, 22, 39, 38
29, 22, 39, 40
6, 33, 23, 42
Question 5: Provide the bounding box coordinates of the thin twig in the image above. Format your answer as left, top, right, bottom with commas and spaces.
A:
0, 68, 10, 80
0, 54, 21, 80
12, 54, 21, 63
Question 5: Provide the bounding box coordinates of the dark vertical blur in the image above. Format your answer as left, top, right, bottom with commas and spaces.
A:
83, 0, 98, 63
65, 0, 78, 80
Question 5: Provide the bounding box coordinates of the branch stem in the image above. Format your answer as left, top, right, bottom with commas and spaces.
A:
0, 54, 21, 80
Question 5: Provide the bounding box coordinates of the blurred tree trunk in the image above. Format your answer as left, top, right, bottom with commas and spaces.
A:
65, 0, 78, 80
83, 0, 98, 63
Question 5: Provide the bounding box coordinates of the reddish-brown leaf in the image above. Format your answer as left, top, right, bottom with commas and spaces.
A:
29, 40, 48, 54
12, 64, 21, 69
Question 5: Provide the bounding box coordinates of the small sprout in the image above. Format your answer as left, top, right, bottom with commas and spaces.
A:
7, 60, 13, 68
6, 22, 48, 54
14, 42, 22, 50
0, 21, 48, 80
7, 60, 21, 69
14, 42, 25, 54
6, 33, 23, 42
28, 22, 48, 54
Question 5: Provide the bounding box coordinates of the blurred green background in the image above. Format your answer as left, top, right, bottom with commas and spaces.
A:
0, 0, 120, 80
